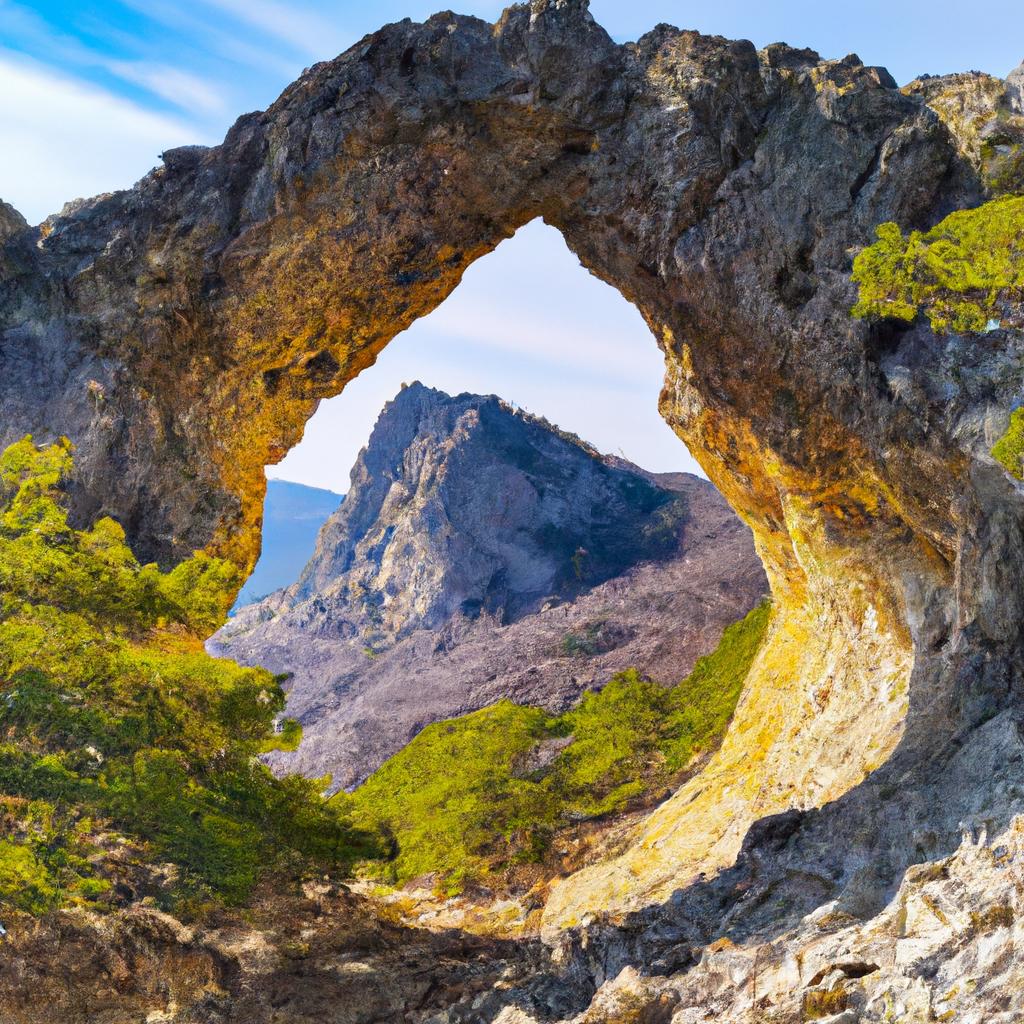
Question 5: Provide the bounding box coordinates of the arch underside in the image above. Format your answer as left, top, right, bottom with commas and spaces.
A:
2, 1, 1023, 934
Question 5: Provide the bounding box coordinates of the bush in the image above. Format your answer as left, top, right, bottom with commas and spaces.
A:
0, 437, 371, 915
344, 702, 558, 893
851, 195, 1024, 333
346, 600, 772, 891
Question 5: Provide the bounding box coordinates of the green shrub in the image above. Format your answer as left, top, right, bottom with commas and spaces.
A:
346, 600, 772, 891
344, 701, 559, 893
851, 195, 1024, 333
0, 436, 371, 914
0, 839, 60, 915
560, 621, 604, 657
992, 407, 1024, 480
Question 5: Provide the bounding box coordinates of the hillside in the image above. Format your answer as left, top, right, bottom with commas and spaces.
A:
212, 383, 768, 790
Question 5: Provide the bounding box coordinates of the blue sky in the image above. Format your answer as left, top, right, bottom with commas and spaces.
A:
1, 1, 1021, 486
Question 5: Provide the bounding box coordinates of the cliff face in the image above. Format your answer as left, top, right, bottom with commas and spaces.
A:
212, 383, 766, 790
3, 0, 1024, 1016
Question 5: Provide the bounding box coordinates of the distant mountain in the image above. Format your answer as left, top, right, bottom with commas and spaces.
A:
233, 480, 343, 609
211, 383, 767, 790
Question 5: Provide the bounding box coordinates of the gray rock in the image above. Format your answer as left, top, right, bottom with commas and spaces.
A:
0, 200, 27, 240
212, 383, 767, 789
1008, 59, 1024, 113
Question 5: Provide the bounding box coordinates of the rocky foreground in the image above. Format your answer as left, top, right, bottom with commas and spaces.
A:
212, 383, 766, 790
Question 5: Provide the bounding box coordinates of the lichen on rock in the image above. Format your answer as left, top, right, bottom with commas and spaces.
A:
851, 194, 1024, 333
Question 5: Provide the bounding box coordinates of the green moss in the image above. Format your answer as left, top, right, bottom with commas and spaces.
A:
344, 600, 772, 891
803, 987, 850, 1020
992, 407, 1024, 480
0, 436, 374, 915
0, 839, 60, 915
852, 195, 1024, 333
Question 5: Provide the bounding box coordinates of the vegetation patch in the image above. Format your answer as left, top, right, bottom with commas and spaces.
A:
0, 437, 374, 917
970, 902, 1014, 933
851, 194, 1024, 333
803, 986, 850, 1021
343, 600, 772, 893
992, 407, 1024, 480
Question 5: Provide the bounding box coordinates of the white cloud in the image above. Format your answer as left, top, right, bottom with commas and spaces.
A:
117, 0, 301, 80
0, 1, 226, 117
196, 0, 350, 60
0, 51, 208, 223
106, 60, 227, 117
416, 296, 658, 384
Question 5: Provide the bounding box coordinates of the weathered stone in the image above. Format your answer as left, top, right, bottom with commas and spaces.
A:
0, 200, 27, 242
2, 2, 1024, 1015
1007, 60, 1024, 113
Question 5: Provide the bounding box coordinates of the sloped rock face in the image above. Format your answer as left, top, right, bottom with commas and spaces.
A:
513, 792, 1024, 1022
1009, 61, 1024, 113
2, 0, 1024, 989
211, 383, 766, 789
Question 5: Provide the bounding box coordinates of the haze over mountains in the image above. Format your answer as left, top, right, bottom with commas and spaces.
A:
235, 480, 343, 609
212, 383, 767, 790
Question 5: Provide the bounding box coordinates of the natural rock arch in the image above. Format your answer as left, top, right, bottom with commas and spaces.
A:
2, 0, 1023, 927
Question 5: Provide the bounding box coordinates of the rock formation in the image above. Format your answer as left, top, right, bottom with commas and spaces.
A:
0, 882, 583, 1024
211, 382, 766, 789
2, 1, 1024, 1019
1004, 59, 1023, 113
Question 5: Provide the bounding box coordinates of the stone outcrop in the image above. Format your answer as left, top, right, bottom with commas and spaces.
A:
511, 807, 1024, 1023
211, 383, 766, 789
0, 883, 585, 1024
2, 1, 1024, 1017
1009, 61, 1024, 113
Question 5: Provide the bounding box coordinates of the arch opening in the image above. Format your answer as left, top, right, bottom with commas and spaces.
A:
238, 218, 704, 606
4, 1, 1021, 940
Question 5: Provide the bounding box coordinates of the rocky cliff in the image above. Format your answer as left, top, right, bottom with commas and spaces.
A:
3, 2, 1024, 1020
212, 383, 766, 790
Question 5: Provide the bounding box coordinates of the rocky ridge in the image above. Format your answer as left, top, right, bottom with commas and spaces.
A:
212, 382, 766, 790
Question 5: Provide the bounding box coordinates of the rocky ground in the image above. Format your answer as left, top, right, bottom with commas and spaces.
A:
212, 383, 766, 790
0, 884, 581, 1024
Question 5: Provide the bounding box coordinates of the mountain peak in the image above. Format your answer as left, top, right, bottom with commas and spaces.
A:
274, 385, 687, 640
212, 386, 764, 792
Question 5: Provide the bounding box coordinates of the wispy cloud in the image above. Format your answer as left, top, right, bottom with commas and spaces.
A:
0, 51, 205, 223
106, 60, 227, 116
116, 0, 301, 80
195, 0, 351, 60
417, 299, 658, 385
0, 0, 228, 119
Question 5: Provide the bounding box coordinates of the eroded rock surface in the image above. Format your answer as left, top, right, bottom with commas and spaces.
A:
211, 383, 766, 789
0, 884, 587, 1024
2, 0, 1024, 1016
